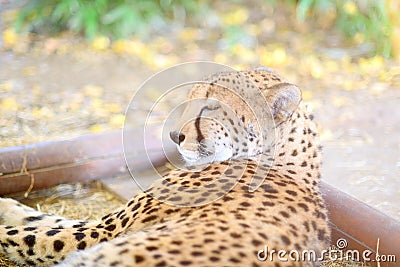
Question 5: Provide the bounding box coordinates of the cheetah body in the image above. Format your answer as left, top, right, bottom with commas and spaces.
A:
0, 68, 330, 267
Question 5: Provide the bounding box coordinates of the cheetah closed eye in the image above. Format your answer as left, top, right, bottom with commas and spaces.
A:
0, 68, 330, 267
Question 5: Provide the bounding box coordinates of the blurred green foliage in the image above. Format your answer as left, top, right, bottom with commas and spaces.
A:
15, 0, 204, 39
15, 0, 392, 56
283, 0, 392, 57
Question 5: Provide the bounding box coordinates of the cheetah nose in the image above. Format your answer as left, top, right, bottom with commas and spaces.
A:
170, 131, 185, 145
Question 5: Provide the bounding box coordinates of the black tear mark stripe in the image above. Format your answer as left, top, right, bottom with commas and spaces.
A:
195, 107, 207, 143
24, 215, 44, 222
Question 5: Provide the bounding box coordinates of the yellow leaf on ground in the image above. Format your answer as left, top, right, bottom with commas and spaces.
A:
392, 29, 400, 61
178, 28, 199, 42
32, 107, 54, 119
230, 44, 256, 63
0, 81, 13, 92
90, 125, 103, 133
153, 54, 175, 69
214, 53, 228, 64
110, 114, 125, 128
221, 8, 249, 26
369, 56, 384, 68
83, 85, 104, 98
152, 37, 173, 53
324, 60, 339, 72
353, 32, 365, 44
232, 64, 247, 71
2, 28, 17, 49
104, 103, 122, 113
342, 80, 356, 90
343, 1, 358, 15
1, 97, 18, 111
381, 66, 400, 82
358, 56, 384, 73
90, 98, 104, 109
91, 36, 110, 51
112, 40, 129, 54
112, 39, 152, 59
260, 47, 287, 66
302, 55, 323, 79
272, 47, 287, 65
310, 64, 322, 79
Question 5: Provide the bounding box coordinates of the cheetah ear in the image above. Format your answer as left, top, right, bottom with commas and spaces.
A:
267, 83, 301, 125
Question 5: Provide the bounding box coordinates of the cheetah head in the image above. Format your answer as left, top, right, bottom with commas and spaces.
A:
170, 69, 301, 166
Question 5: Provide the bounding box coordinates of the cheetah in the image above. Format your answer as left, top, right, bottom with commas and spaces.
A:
0, 67, 330, 266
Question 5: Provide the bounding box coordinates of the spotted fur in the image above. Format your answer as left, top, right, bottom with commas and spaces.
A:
0, 68, 330, 267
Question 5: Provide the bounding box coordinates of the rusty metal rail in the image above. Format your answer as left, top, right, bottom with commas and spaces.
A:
322, 182, 399, 267
0, 130, 398, 266
0, 130, 165, 195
